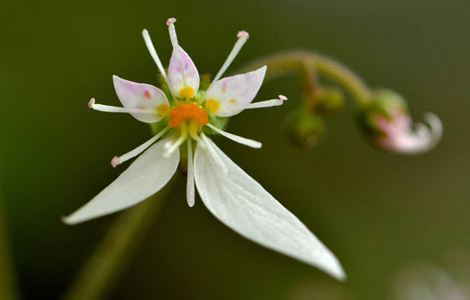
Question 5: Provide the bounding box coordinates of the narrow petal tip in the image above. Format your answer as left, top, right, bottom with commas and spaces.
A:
111, 156, 120, 168
334, 269, 347, 282
62, 215, 76, 225
111, 74, 122, 85
88, 98, 95, 109
237, 30, 249, 39
328, 259, 347, 281
278, 95, 288, 101
166, 17, 177, 26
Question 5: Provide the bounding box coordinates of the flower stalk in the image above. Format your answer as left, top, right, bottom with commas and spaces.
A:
239, 50, 372, 107
240, 50, 441, 153
0, 190, 18, 300
62, 179, 175, 300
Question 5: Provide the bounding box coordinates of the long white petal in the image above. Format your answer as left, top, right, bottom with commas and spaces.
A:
186, 139, 195, 207
63, 138, 179, 224
194, 138, 345, 280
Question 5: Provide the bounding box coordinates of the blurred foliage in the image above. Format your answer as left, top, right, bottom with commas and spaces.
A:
0, 0, 469, 299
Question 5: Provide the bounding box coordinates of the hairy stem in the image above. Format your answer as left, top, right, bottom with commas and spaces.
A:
0, 191, 18, 300
240, 50, 372, 106
63, 179, 176, 300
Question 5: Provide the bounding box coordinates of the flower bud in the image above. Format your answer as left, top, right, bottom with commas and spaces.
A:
315, 87, 345, 113
357, 90, 442, 154
284, 109, 325, 149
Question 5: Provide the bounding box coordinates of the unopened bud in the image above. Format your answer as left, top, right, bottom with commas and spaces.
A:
357, 90, 442, 154
316, 87, 345, 113
284, 109, 325, 149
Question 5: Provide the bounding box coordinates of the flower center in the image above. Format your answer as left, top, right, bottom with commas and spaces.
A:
169, 103, 208, 128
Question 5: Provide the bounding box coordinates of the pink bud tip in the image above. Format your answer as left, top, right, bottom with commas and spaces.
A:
166, 17, 177, 26
111, 156, 120, 168
88, 98, 95, 109
237, 31, 249, 39
278, 95, 288, 101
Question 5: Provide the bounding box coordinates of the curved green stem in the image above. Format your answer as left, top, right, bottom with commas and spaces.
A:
239, 50, 372, 106
0, 191, 18, 300
62, 178, 176, 300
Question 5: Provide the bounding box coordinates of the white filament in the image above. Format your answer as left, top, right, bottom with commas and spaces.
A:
142, 29, 168, 80
211, 31, 250, 84
207, 124, 262, 149
163, 131, 187, 158
88, 99, 155, 115
111, 127, 170, 167
186, 139, 195, 207
166, 17, 179, 48
246, 95, 288, 109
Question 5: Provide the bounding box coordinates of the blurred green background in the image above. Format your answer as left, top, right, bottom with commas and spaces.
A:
0, 0, 469, 299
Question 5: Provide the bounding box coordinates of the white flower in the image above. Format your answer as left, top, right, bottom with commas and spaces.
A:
63, 18, 345, 280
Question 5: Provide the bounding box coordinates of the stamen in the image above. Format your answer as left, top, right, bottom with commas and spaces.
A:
188, 122, 204, 146
163, 126, 188, 158
166, 17, 179, 48
186, 139, 195, 207
142, 29, 168, 81
210, 30, 250, 84
201, 133, 228, 174
88, 98, 156, 115
111, 127, 170, 167
207, 124, 262, 149
246, 95, 288, 110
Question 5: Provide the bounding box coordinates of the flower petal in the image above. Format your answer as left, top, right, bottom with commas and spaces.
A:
205, 66, 266, 117
186, 139, 196, 207
194, 138, 345, 280
113, 75, 169, 123
377, 112, 443, 154
63, 138, 179, 224
167, 46, 200, 99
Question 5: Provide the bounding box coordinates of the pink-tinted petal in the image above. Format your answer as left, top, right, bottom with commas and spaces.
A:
113, 75, 169, 123
376, 112, 442, 154
205, 66, 266, 117
167, 46, 200, 99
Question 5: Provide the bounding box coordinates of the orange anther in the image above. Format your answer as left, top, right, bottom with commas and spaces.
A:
169, 103, 208, 128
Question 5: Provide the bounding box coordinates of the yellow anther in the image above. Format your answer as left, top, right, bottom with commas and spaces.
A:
157, 104, 170, 117
206, 99, 220, 113
179, 87, 196, 99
